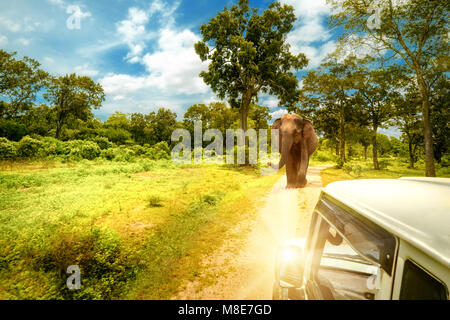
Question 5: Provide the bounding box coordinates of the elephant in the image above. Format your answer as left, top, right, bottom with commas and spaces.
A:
268, 113, 318, 189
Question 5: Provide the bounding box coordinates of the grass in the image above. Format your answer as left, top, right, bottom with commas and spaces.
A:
0, 158, 281, 299
320, 157, 450, 187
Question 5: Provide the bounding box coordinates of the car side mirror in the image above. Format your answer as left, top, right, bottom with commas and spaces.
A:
275, 239, 305, 289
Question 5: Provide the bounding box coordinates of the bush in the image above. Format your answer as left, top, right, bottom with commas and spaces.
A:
91, 137, 113, 150
335, 157, 344, 169
101, 148, 115, 161
17, 136, 43, 158
147, 195, 163, 207
112, 147, 135, 162
62, 140, 100, 160
36, 228, 140, 300
131, 145, 146, 156
41, 137, 64, 156
146, 142, 171, 160
0, 120, 27, 141
312, 150, 334, 162
80, 141, 101, 160
0, 137, 17, 160
343, 163, 362, 177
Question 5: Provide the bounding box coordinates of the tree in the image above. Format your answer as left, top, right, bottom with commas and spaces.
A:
0, 50, 48, 118
429, 71, 449, 164
392, 86, 424, 168
44, 74, 105, 139
249, 104, 271, 131
300, 55, 359, 163
328, 0, 449, 176
151, 108, 178, 146
195, 0, 308, 159
353, 63, 400, 169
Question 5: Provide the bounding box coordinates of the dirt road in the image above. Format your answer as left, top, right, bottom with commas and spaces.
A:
174, 165, 330, 300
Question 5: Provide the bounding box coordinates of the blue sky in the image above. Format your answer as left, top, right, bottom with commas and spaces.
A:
0, 0, 343, 120
0, 0, 400, 137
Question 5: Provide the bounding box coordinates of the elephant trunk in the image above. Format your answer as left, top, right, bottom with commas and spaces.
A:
270, 135, 292, 170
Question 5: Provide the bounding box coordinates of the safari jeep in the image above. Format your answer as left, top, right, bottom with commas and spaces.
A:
273, 177, 450, 300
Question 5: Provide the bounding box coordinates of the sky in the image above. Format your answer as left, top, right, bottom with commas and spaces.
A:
0, 0, 399, 137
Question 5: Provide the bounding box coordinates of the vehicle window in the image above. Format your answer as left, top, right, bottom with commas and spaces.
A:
400, 260, 447, 300
317, 196, 397, 275
316, 223, 380, 300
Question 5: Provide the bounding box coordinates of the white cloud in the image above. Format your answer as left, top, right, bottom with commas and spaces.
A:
100, 0, 210, 115
18, 38, 30, 46
296, 40, 336, 68
260, 96, 279, 109
0, 19, 21, 32
0, 35, 7, 45
270, 109, 288, 120
74, 64, 99, 77
281, 0, 335, 69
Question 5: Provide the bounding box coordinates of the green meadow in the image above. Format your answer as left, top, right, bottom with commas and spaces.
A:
0, 159, 281, 299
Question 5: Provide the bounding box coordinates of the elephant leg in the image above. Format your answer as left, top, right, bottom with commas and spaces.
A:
285, 158, 298, 189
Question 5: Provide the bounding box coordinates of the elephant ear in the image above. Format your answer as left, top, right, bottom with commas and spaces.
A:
272, 118, 282, 130
272, 118, 282, 152
301, 119, 314, 139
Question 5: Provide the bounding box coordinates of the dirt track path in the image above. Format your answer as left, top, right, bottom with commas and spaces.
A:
174, 165, 330, 300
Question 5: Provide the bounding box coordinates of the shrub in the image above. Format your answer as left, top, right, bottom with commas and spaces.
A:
147, 195, 163, 207
0, 137, 17, 160
146, 142, 171, 160
17, 136, 43, 158
41, 137, 64, 156
112, 147, 135, 162
335, 157, 344, 169
91, 137, 113, 150
0, 120, 27, 141
312, 150, 334, 162
80, 141, 101, 160
36, 228, 140, 300
343, 163, 362, 177
101, 148, 115, 160
131, 145, 146, 156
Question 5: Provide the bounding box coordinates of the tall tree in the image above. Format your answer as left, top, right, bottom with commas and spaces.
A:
44, 74, 105, 139
300, 55, 359, 163
353, 63, 400, 169
0, 50, 48, 118
195, 0, 308, 159
249, 104, 271, 131
393, 87, 423, 168
328, 0, 449, 175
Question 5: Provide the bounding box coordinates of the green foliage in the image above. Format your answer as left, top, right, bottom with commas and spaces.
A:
63, 140, 100, 160
146, 141, 171, 160
41, 137, 64, 156
35, 227, 139, 300
195, 0, 307, 136
91, 136, 113, 150
0, 137, 17, 160
147, 195, 163, 208
343, 163, 362, 177
17, 136, 43, 158
0, 119, 27, 141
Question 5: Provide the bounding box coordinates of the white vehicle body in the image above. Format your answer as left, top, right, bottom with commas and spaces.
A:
274, 178, 450, 300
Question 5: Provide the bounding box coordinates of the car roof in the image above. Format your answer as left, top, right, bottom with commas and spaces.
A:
322, 177, 450, 269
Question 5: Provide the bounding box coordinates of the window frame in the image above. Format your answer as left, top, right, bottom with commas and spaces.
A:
399, 259, 449, 300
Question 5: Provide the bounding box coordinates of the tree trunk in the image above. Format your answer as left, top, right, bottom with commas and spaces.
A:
372, 125, 379, 170
416, 70, 436, 177
56, 117, 63, 139
408, 136, 415, 169
364, 145, 367, 160
239, 90, 252, 165
339, 115, 345, 163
